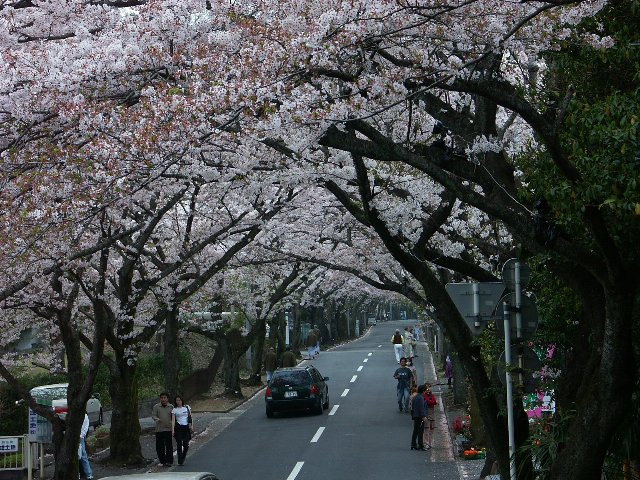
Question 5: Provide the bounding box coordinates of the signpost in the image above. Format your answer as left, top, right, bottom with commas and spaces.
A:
445, 282, 505, 335
496, 293, 539, 341
497, 345, 542, 394
446, 259, 540, 480
0, 438, 19, 453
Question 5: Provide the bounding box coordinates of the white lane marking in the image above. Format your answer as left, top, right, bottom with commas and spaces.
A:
368, 352, 373, 356
310, 427, 325, 443
363, 358, 368, 363
378, 344, 382, 347
350, 375, 357, 383
329, 405, 339, 415
357, 366, 363, 371
286, 462, 304, 480
341, 389, 350, 397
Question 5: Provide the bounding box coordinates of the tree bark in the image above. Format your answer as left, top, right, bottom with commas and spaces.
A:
221, 330, 244, 398
551, 283, 636, 480
163, 307, 181, 399
108, 358, 144, 465
248, 321, 267, 384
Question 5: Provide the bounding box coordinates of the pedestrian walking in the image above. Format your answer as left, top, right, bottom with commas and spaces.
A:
407, 356, 418, 388
393, 357, 413, 413
445, 356, 454, 387
152, 392, 174, 466
281, 346, 297, 367
410, 384, 428, 451
409, 327, 417, 356
78, 413, 93, 480
391, 329, 405, 363
423, 384, 438, 448
312, 324, 321, 356
306, 329, 318, 359
264, 346, 278, 382
404, 327, 414, 358
171, 395, 193, 466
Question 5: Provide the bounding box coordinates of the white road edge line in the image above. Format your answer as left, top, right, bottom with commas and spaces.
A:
350, 375, 357, 383
310, 427, 325, 443
341, 389, 350, 397
357, 366, 363, 371
286, 462, 304, 480
329, 405, 339, 415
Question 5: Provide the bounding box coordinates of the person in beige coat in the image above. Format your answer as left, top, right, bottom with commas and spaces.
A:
151, 392, 174, 466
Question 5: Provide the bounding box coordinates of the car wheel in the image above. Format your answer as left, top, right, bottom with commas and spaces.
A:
266, 406, 274, 418
323, 393, 329, 410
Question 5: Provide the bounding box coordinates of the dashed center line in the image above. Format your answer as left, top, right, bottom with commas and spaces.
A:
329, 405, 339, 415
341, 389, 350, 397
363, 358, 368, 363
350, 375, 358, 383
368, 352, 373, 356
357, 365, 363, 371
377, 344, 382, 347
286, 462, 304, 480
310, 427, 325, 443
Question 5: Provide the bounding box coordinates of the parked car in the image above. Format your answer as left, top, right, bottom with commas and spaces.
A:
265, 365, 329, 417
28, 383, 103, 428
101, 473, 218, 480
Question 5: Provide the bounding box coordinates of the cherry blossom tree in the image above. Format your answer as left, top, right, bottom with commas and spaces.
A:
3, 1, 637, 478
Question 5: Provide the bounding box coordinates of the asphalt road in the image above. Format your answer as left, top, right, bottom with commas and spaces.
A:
180, 321, 466, 480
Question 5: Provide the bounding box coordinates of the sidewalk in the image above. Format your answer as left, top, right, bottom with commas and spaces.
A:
414, 340, 484, 480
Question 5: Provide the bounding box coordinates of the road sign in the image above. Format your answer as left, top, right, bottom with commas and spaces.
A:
497, 345, 542, 394
502, 258, 531, 291
496, 293, 539, 340
445, 282, 505, 335
0, 438, 19, 453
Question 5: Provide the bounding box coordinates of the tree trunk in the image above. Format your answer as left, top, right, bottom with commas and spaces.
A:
220, 331, 243, 398
163, 307, 180, 399
551, 284, 636, 480
249, 321, 266, 384
108, 358, 144, 465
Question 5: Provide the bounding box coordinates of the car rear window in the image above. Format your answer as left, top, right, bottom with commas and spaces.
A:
271, 371, 311, 387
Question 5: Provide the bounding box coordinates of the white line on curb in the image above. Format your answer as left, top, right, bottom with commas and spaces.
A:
310, 427, 325, 443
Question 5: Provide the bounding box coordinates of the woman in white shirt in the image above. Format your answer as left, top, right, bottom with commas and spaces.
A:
171, 395, 194, 466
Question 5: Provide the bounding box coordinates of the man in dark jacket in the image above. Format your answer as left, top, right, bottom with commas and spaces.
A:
394, 357, 412, 412
264, 347, 277, 382
411, 384, 428, 450
281, 347, 297, 367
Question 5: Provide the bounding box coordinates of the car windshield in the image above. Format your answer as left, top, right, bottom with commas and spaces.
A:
30, 386, 68, 400
271, 371, 311, 387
